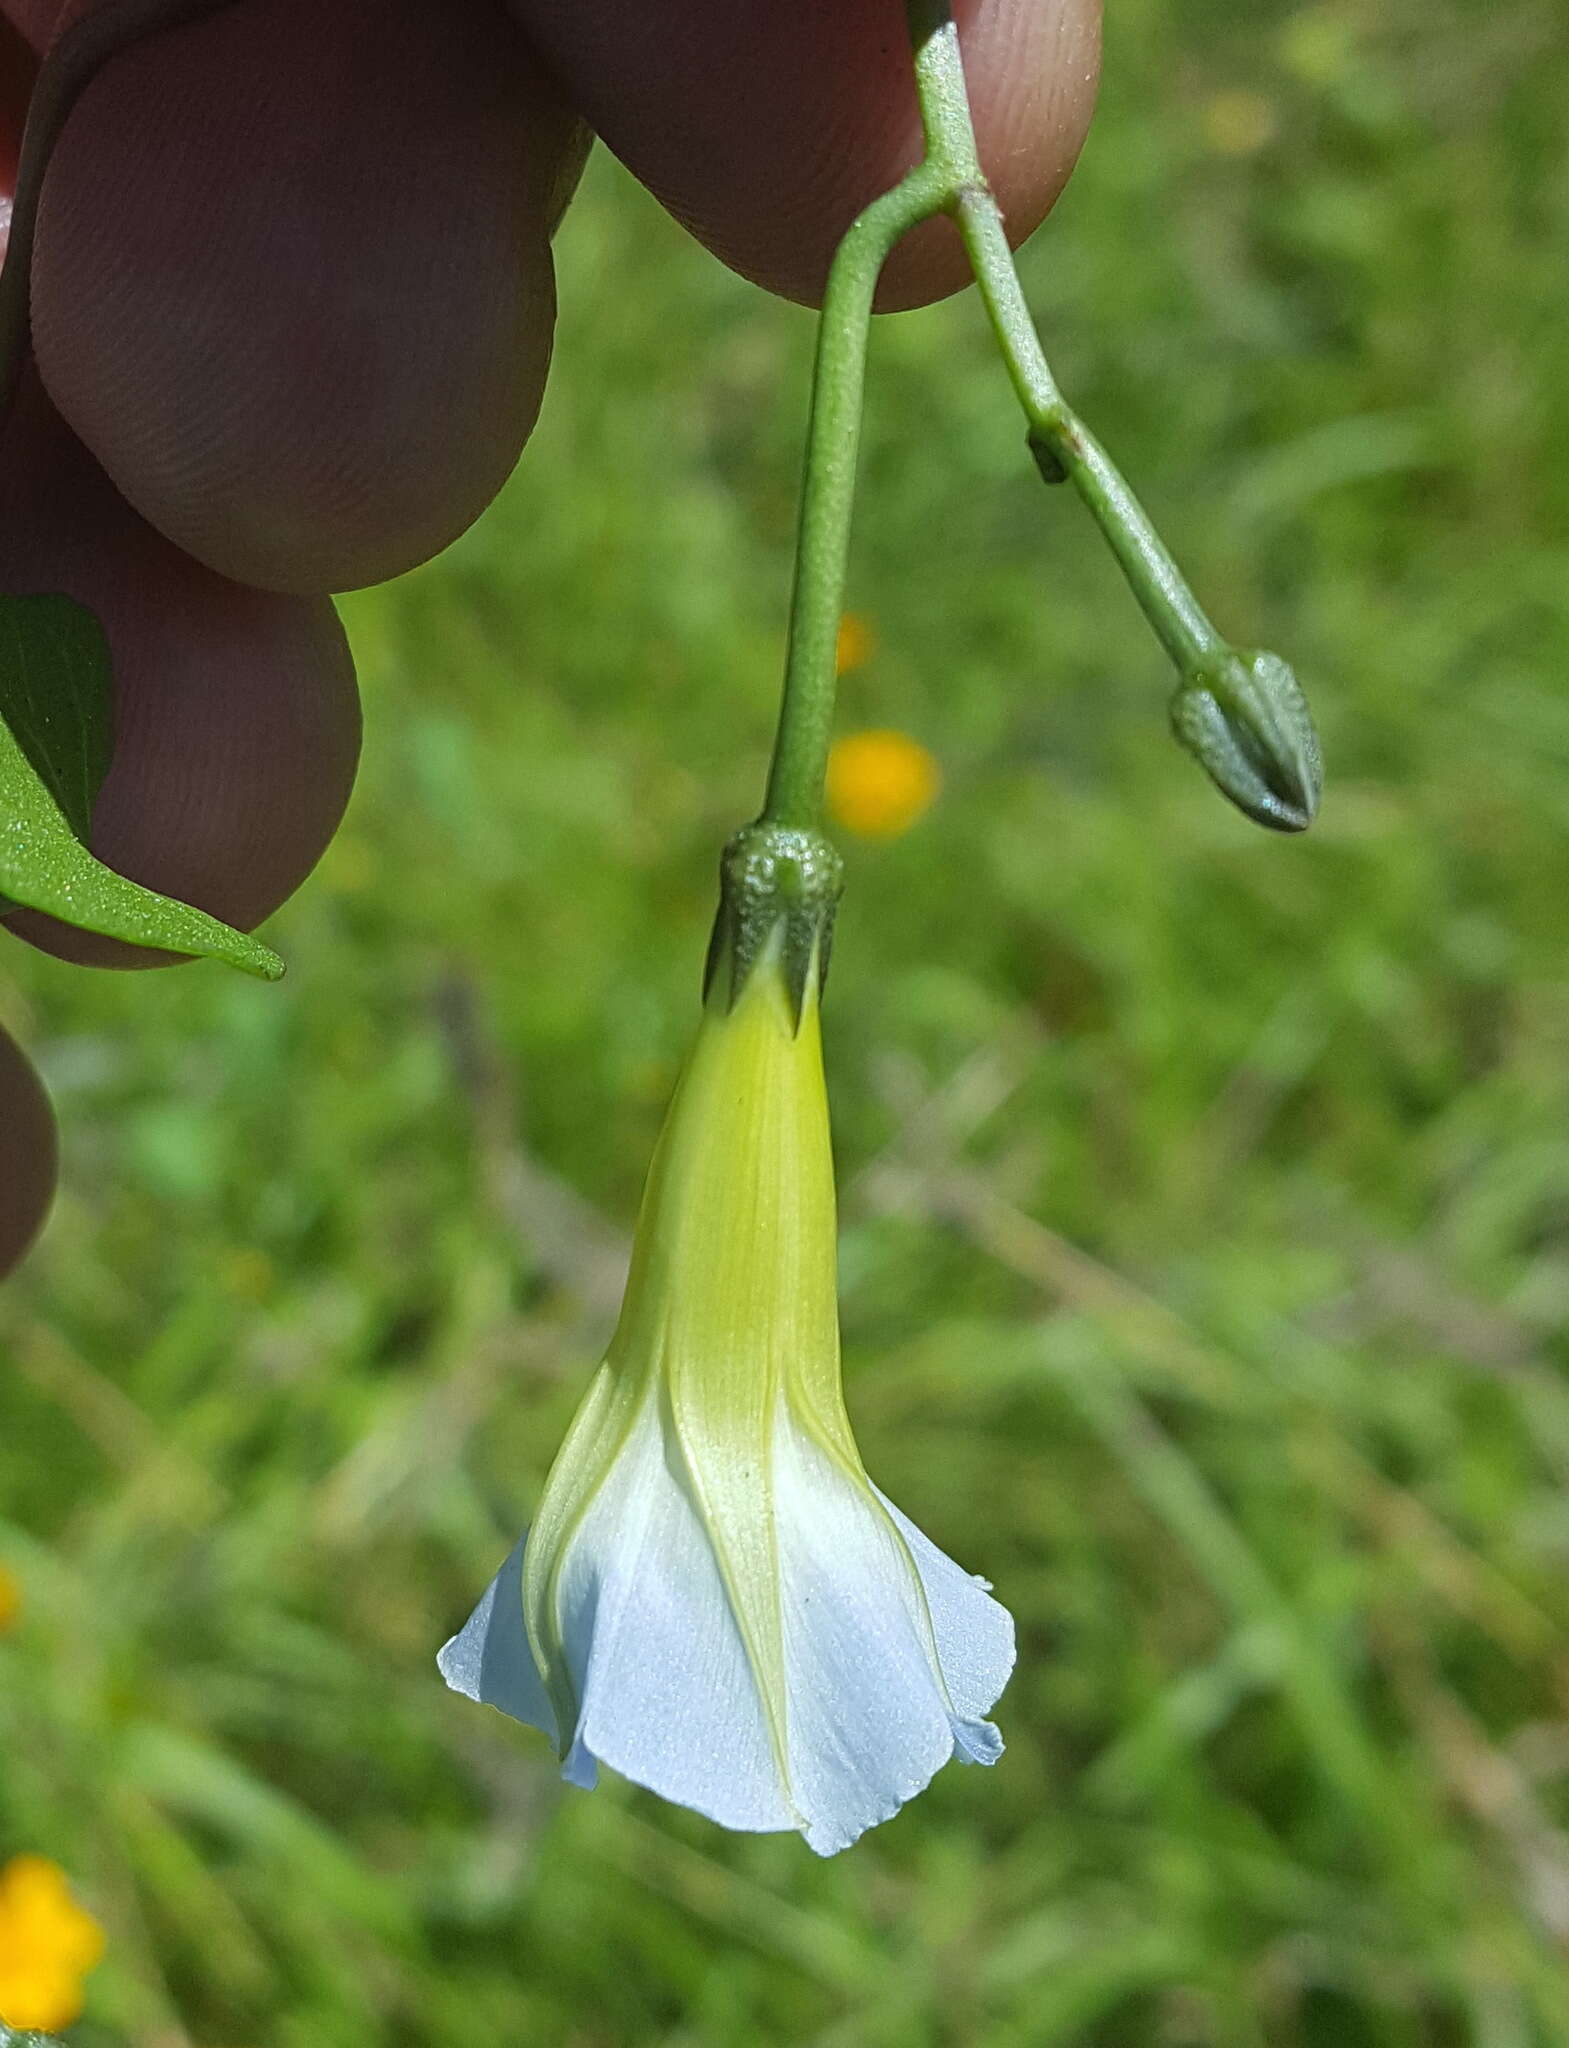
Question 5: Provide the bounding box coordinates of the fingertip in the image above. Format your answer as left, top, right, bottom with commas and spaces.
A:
507, 0, 1100, 310
32, 0, 577, 593
0, 1022, 56, 1279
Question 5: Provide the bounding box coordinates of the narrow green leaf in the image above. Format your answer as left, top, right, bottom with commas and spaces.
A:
0, 595, 283, 978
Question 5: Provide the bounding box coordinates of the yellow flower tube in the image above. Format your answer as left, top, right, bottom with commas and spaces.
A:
441, 828, 1012, 1854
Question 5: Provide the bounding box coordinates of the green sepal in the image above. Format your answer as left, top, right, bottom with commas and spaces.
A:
703, 822, 844, 1027
0, 593, 283, 978
1170, 648, 1323, 834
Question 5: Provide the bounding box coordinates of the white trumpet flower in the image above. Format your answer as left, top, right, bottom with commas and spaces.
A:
441, 901, 1013, 1855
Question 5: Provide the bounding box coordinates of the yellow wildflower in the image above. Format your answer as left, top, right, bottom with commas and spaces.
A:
834, 613, 877, 675
826, 729, 941, 840
0, 1856, 105, 2034
0, 1565, 19, 1635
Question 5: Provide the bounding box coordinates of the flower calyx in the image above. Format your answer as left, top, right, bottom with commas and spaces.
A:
704, 821, 844, 1024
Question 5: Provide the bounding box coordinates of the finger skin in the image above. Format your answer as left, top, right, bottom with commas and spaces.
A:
28, 0, 579, 593
0, 0, 51, 48
506, 0, 1100, 310
0, 371, 361, 968
0, 12, 33, 195
0, 1023, 56, 1278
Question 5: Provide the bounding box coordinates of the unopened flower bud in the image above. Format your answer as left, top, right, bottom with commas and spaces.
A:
1170, 649, 1323, 833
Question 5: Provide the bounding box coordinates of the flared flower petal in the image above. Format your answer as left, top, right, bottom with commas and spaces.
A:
436, 1536, 556, 1744
441, 1382, 1012, 1853
773, 1420, 1012, 1853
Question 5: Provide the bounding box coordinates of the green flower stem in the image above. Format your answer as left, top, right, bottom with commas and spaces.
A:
760, 1, 980, 831
761, 163, 950, 829
910, 4, 1322, 831
911, 4, 1226, 677
956, 193, 1219, 674
760, 0, 1249, 834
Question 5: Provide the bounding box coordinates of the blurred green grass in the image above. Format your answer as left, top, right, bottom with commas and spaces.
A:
5, 0, 1569, 2040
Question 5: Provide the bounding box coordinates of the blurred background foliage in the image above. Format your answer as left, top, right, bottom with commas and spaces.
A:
5, 0, 1569, 2040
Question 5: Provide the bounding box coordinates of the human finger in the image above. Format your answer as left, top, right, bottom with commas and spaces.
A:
18, 0, 584, 593
505, 0, 1100, 310
0, 0, 49, 48
0, 370, 360, 969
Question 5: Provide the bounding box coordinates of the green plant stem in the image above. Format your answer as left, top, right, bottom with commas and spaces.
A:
910, 5, 1227, 678
955, 194, 1218, 673
760, 4, 980, 830
761, 0, 1244, 834
761, 164, 949, 829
